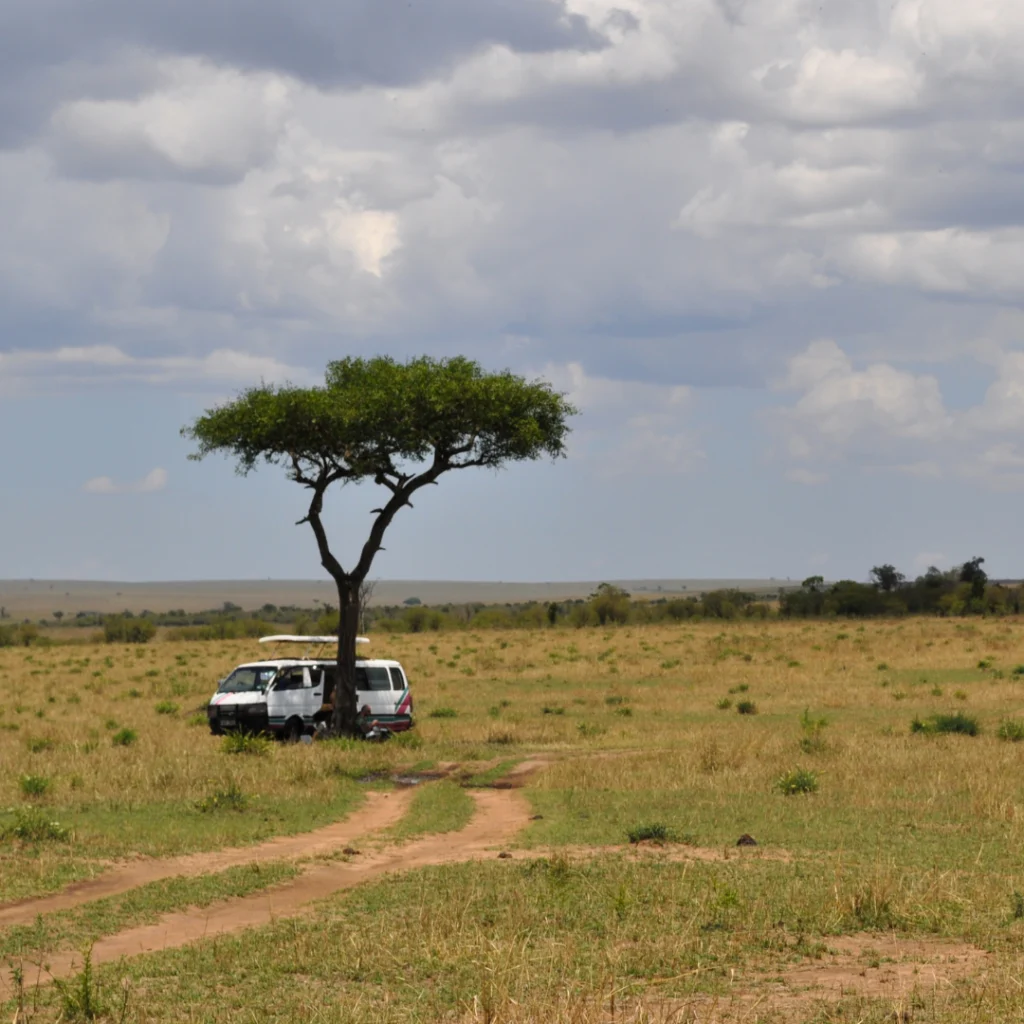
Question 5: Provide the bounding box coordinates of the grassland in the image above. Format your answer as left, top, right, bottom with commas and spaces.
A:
3, 618, 1024, 1021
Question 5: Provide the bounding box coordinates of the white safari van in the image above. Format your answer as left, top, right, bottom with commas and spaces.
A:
207, 636, 414, 740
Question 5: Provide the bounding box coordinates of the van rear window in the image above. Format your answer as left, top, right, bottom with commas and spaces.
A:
356, 666, 392, 691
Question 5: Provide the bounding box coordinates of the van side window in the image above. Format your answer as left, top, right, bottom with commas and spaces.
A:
355, 666, 392, 691
274, 668, 305, 691
389, 667, 406, 691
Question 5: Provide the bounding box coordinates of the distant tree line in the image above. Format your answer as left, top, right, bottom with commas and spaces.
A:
2, 557, 1017, 648
779, 557, 1019, 618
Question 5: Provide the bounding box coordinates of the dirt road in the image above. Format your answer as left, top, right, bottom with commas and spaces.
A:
0, 789, 412, 930
0, 787, 531, 995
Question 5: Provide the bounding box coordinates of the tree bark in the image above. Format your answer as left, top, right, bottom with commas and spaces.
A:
330, 577, 362, 737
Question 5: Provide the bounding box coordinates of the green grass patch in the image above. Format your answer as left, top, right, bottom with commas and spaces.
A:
382, 781, 474, 842
911, 712, 980, 736
30, 855, 1024, 1023
0, 860, 300, 959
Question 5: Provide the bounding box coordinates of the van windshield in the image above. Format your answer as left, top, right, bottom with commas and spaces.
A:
217, 667, 276, 694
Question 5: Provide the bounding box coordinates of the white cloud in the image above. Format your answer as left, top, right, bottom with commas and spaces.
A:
542, 361, 704, 476
83, 467, 168, 495
49, 60, 292, 183
0, 345, 310, 391
775, 340, 1024, 489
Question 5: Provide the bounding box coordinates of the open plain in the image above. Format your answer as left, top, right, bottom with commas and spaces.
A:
3, 617, 1024, 1022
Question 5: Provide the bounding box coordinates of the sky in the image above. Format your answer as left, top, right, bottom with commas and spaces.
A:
2, 0, 1024, 584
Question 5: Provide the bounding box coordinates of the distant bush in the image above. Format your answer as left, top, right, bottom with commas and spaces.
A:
627, 822, 672, 844
776, 767, 818, 795
154, 701, 179, 716
0, 807, 69, 843
998, 719, 1024, 743
19, 774, 51, 798
736, 701, 758, 716
541, 705, 565, 716
221, 732, 271, 756
197, 783, 248, 813
103, 616, 156, 644
428, 707, 458, 719
799, 709, 829, 754
111, 727, 138, 747
911, 712, 979, 737
716, 698, 732, 711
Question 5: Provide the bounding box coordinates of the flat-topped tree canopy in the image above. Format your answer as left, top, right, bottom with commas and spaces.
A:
182, 355, 576, 736
184, 355, 573, 489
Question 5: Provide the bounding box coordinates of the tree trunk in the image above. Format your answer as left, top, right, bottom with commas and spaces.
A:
330, 577, 361, 737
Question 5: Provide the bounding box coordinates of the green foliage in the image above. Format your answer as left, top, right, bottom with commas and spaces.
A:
19, 773, 51, 798
736, 700, 758, 715
221, 732, 272, 756
53, 946, 105, 1021
998, 719, 1024, 743
627, 822, 672, 844
197, 783, 248, 813
154, 701, 179, 715
870, 564, 905, 592
587, 583, 632, 626
111, 727, 137, 747
103, 615, 156, 644
775, 767, 819, 795
428, 707, 458, 719
0, 807, 70, 843
716, 697, 732, 710
911, 712, 980, 737
184, 355, 576, 479
798, 709, 829, 754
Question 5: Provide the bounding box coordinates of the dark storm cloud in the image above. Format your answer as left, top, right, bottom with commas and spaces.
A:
0, 0, 605, 93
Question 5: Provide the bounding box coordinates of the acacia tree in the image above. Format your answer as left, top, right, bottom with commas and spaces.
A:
183, 356, 575, 736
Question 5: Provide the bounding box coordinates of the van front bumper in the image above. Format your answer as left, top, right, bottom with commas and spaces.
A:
208, 702, 269, 734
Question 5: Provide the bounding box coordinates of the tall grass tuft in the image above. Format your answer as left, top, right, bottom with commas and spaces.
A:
911, 712, 979, 736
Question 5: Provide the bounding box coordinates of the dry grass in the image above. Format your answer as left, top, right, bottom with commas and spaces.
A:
4, 617, 1024, 1021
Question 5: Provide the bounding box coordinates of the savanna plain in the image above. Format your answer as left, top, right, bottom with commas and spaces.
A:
3, 618, 1024, 1022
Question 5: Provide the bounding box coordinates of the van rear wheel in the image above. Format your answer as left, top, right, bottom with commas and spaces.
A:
283, 718, 304, 743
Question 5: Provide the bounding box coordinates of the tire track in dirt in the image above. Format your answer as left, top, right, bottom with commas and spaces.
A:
0, 789, 411, 929
2, 788, 531, 994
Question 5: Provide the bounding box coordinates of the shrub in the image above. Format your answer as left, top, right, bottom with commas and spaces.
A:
197, 783, 248, 813
541, 705, 565, 716
736, 701, 758, 715
776, 767, 818, 795
911, 712, 979, 737
154, 701, 179, 715
19, 774, 50, 798
716, 697, 732, 710
0, 807, 70, 843
627, 822, 672, 844
221, 732, 272, 756
577, 722, 605, 738
604, 695, 626, 706
26, 737, 55, 753
799, 709, 829, 754
728, 684, 750, 694
428, 707, 458, 719
998, 719, 1024, 743
111, 727, 137, 747
615, 706, 633, 717
103, 615, 156, 644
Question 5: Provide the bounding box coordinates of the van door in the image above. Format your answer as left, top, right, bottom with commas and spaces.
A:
355, 664, 393, 717
269, 666, 310, 734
